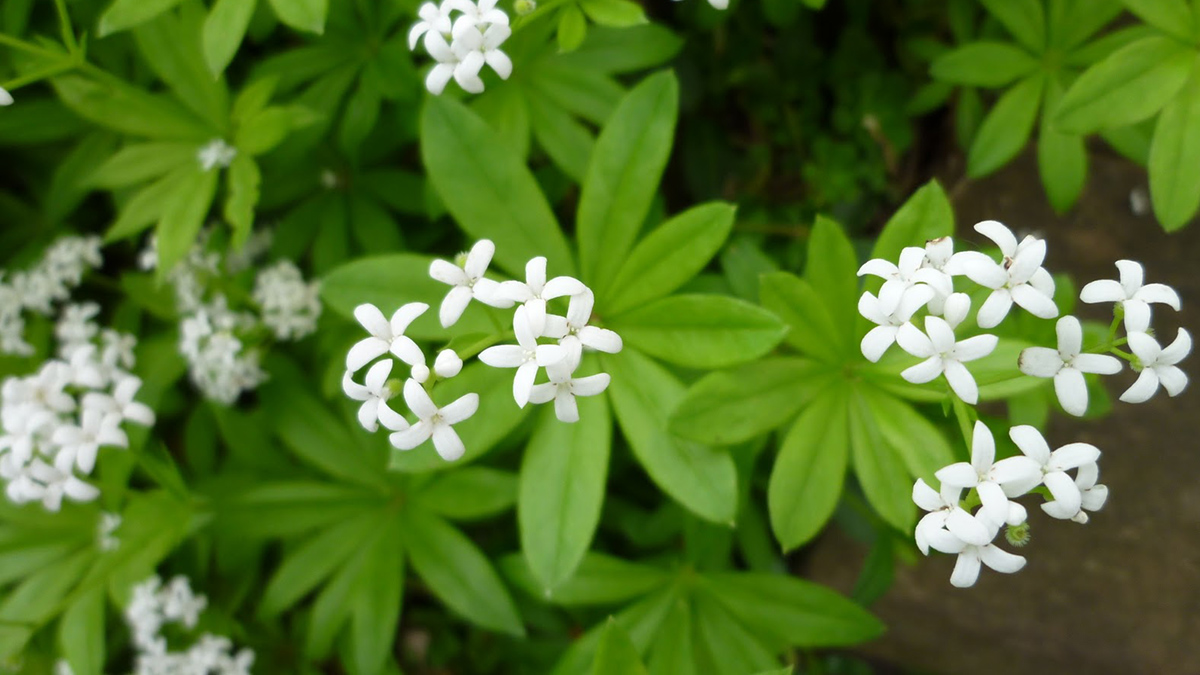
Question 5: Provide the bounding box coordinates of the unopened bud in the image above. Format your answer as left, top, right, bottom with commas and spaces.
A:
1005, 522, 1031, 548
515, 0, 536, 15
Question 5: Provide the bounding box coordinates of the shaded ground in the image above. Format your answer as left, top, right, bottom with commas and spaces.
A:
807, 146, 1200, 674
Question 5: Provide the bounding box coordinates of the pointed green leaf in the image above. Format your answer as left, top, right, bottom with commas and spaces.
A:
931, 42, 1040, 88
416, 467, 518, 521
804, 216, 859, 338
404, 509, 525, 636
500, 553, 671, 606
611, 295, 786, 370
259, 512, 380, 617
134, 7, 230, 129
58, 587, 104, 675
555, 25, 683, 75
106, 165, 194, 242
225, 154, 260, 247
1149, 64, 1200, 230
870, 180, 954, 262
669, 358, 835, 445
88, 142, 195, 190
580, 0, 648, 27
305, 537, 371, 660
528, 90, 595, 181
859, 387, 955, 484
768, 389, 849, 550
645, 598, 697, 675
51, 75, 211, 140
203, 0, 256, 76
421, 96, 573, 276
155, 165, 218, 273
968, 74, 1042, 177
520, 396, 611, 594
1048, 0, 1124, 51
98, 0, 183, 35
267, 0, 327, 33
235, 106, 292, 155
591, 618, 650, 675
558, 4, 588, 53
691, 594, 780, 674
577, 70, 679, 296
848, 390, 915, 532
980, 0, 1045, 52
1038, 76, 1087, 212
759, 272, 847, 364
350, 523, 404, 675
1054, 36, 1194, 133
1120, 0, 1194, 42
605, 202, 736, 315
604, 349, 738, 524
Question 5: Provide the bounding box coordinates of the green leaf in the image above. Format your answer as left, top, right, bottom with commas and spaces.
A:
320, 253, 496, 341
555, 25, 683, 74
528, 91, 595, 181
259, 512, 380, 617
1048, 0, 1124, 50
416, 467, 518, 520
669, 358, 834, 445
501, 553, 671, 606
267, 0, 327, 33
644, 598, 696, 674
134, 7, 229, 129
804, 216, 859, 339
591, 618, 650, 675
1149, 65, 1200, 230
98, 0, 183, 35
980, 0, 1045, 52
551, 589, 678, 675
520, 396, 611, 595
690, 593, 780, 674
558, 4, 588, 53
605, 202, 736, 315
527, 63, 624, 127
155, 165, 218, 273
604, 349, 738, 524
421, 96, 574, 276
968, 74, 1043, 177
577, 70, 679, 297
1038, 76, 1088, 212
404, 509, 525, 636
350, 523, 404, 675
931, 42, 1040, 88
768, 389, 849, 551
88, 142, 195, 189
58, 587, 104, 675
106, 165, 193, 242
611, 295, 786, 370
759, 272, 846, 364
203, 0, 256, 76
1120, 0, 1195, 42
580, 0, 648, 27
218, 481, 377, 540
848, 390, 914, 532
699, 572, 885, 648
1054, 36, 1195, 133
306, 538, 371, 660
859, 387, 955, 484
225, 154, 260, 247
51, 75, 211, 141
870, 180, 954, 262
235, 106, 292, 155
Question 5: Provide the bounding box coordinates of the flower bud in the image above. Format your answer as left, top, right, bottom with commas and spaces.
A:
514, 0, 536, 15
1005, 522, 1031, 548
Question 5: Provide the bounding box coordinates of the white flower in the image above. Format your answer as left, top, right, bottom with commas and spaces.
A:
1007, 425, 1101, 520
1067, 462, 1108, 524
1079, 260, 1180, 332
912, 478, 993, 555
197, 139, 237, 171
543, 289, 623, 362
857, 285, 935, 362
857, 246, 952, 315
253, 261, 322, 340
896, 316, 997, 404
429, 240, 509, 327
161, 576, 207, 628
479, 305, 566, 407
937, 525, 1027, 588
496, 256, 584, 334
934, 421, 1038, 528
948, 220, 1058, 328
0, 87, 12, 106
433, 349, 463, 379
1120, 329, 1191, 403
342, 360, 407, 432
409, 1, 455, 49
56, 302, 100, 348
23, 459, 100, 511
346, 302, 428, 372
528, 357, 611, 423
52, 409, 128, 474
388, 379, 479, 461
97, 511, 121, 551
1018, 316, 1122, 416
451, 0, 510, 26
82, 374, 156, 427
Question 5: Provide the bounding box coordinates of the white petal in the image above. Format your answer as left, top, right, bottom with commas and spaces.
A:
1072, 353, 1121, 375
479, 345, 525, 368
861, 325, 898, 363
1157, 365, 1188, 396
974, 220, 1018, 256
434, 350, 463, 379
877, 280, 907, 317
952, 334, 998, 362
570, 373, 610, 397
1011, 283, 1058, 319
365, 360, 394, 392
357, 399, 380, 432
567, 290, 595, 328
432, 424, 466, 461
439, 285, 473, 327
943, 360, 979, 404
1006, 239, 1045, 284
896, 322, 935, 358
485, 49, 513, 79
975, 481, 1010, 529
1120, 368, 1160, 403
912, 478, 942, 511
1081, 484, 1108, 512
377, 402, 409, 432
554, 390, 579, 423
940, 292, 971, 327
924, 316, 957, 354
578, 326, 622, 353
1054, 316, 1082, 357
513, 361, 537, 408
1115, 259, 1144, 296
1126, 331, 1162, 363
347, 338, 389, 372
976, 290, 1013, 328
857, 292, 888, 326
430, 259, 467, 286
440, 392, 479, 425
354, 304, 391, 338
1019, 347, 1063, 378
473, 278, 511, 308
528, 383, 556, 405
542, 276, 585, 299
534, 343, 566, 366
956, 252, 1008, 289
1160, 328, 1192, 365
897, 247, 927, 275
404, 378, 439, 420
1042, 471, 1082, 515
946, 509, 992, 546
970, 420, 995, 472
1133, 282, 1181, 309
1079, 279, 1125, 304
978, 544, 1025, 574
390, 421, 432, 450
935, 462, 979, 489
901, 357, 944, 384
895, 284, 936, 321
857, 259, 899, 279
497, 280, 534, 304
990, 456, 1042, 495
1047, 442, 1101, 471
1122, 300, 1151, 333
1008, 425, 1051, 464
389, 336, 426, 367
950, 549, 982, 588
465, 240, 495, 279
1053, 368, 1089, 417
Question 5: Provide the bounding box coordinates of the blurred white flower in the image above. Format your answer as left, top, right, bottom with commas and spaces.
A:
197, 139, 236, 171
253, 261, 322, 340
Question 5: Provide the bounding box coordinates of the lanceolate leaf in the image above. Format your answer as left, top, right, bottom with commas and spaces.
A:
767, 388, 849, 551
591, 619, 650, 675
552, 589, 678, 675
1119, 0, 1195, 42
605, 202, 736, 315
968, 74, 1042, 177
859, 387, 955, 483
350, 522, 404, 675
931, 42, 1040, 88
58, 587, 105, 675
155, 165, 218, 274
869, 180, 954, 263
759, 272, 847, 364
259, 512, 381, 618
500, 553, 671, 607
520, 397, 612, 594
51, 75, 212, 141
1038, 77, 1088, 213
577, 70, 679, 297
203, 0, 257, 76
1149, 66, 1200, 230
804, 216, 859, 339
611, 295, 786, 370
267, 0, 328, 34
225, 154, 260, 247
848, 390, 915, 532
1054, 36, 1194, 133
980, 0, 1045, 53
604, 349, 738, 525
98, 0, 184, 36
421, 96, 574, 276
415, 467, 518, 521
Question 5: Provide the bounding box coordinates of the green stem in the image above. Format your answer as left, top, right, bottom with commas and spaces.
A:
52, 0, 78, 53
950, 395, 975, 449
1, 59, 76, 90
1110, 348, 1135, 362
1107, 314, 1121, 342
0, 33, 63, 59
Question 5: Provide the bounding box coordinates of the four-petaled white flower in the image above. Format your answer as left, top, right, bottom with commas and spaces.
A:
948, 220, 1058, 328
1080, 260, 1180, 332
496, 257, 583, 334
912, 478, 992, 555
81, 374, 155, 427
1121, 329, 1191, 403
897, 316, 997, 404
479, 305, 566, 408
51, 408, 128, 474
346, 302, 428, 372
24, 459, 100, 512
1018, 316, 1122, 416
1007, 425, 1101, 520
936, 522, 1027, 589
858, 284, 935, 362
342, 360, 407, 432
528, 357, 611, 423
857, 246, 952, 315
934, 421, 1037, 529
408, 1, 455, 49
430, 239, 509, 327
388, 379, 479, 461
410, 0, 512, 95
543, 289, 623, 362
1067, 462, 1108, 524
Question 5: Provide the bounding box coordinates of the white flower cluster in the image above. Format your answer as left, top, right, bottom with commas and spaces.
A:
1025, 259, 1189, 407
408, 0, 512, 95
141, 231, 321, 404
857, 220, 1059, 403
126, 575, 253, 675
342, 239, 621, 462
915, 421, 1107, 587
0, 303, 153, 511
197, 139, 237, 172
0, 235, 103, 356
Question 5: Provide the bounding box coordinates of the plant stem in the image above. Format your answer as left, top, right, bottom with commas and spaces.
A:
950, 395, 975, 450
52, 0, 78, 53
